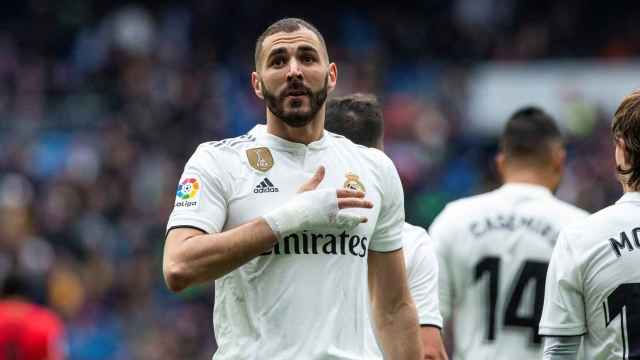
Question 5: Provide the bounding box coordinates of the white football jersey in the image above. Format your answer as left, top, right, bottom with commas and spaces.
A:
539, 192, 640, 360
364, 223, 444, 358
429, 183, 588, 360
166, 125, 405, 359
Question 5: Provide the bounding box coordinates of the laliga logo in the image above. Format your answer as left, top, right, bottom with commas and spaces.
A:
176, 178, 200, 200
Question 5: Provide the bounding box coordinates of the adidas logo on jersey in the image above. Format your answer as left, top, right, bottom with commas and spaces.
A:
254, 178, 279, 193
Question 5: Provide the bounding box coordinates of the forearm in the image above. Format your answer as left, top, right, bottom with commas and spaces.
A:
542, 336, 580, 360
163, 218, 277, 291
373, 299, 423, 359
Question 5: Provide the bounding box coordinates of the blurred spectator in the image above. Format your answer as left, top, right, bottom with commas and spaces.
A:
0, 267, 66, 360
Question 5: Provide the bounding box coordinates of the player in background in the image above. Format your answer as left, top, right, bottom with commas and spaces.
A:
0, 268, 66, 360
325, 93, 448, 360
539, 90, 640, 359
429, 107, 588, 359
162, 18, 423, 359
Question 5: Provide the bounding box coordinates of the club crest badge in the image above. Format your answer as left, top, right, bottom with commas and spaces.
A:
344, 172, 365, 193
246, 147, 274, 172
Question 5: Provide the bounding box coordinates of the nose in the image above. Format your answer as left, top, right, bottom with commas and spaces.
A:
286, 58, 303, 81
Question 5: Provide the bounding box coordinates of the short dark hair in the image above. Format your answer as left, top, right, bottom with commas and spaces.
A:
1, 270, 28, 298
500, 106, 563, 165
612, 90, 640, 190
325, 93, 383, 148
254, 18, 328, 69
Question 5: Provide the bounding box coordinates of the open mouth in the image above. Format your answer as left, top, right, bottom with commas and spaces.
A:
287, 91, 307, 97
285, 89, 309, 97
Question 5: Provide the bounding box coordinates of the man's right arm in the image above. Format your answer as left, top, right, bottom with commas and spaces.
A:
163, 166, 372, 292
163, 219, 277, 292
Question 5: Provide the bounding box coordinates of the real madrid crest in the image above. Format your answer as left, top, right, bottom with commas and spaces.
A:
246, 147, 274, 172
344, 172, 365, 192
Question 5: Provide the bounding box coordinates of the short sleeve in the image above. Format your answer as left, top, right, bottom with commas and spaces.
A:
369, 153, 405, 252
166, 145, 229, 234
407, 235, 444, 328
539, 229, 587, 336
429, 206, 457, 322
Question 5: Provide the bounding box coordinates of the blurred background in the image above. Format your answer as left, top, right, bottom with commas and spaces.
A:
0, 0, 638, 358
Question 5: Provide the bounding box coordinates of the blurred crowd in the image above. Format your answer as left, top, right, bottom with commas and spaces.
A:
0, 1, 636, 358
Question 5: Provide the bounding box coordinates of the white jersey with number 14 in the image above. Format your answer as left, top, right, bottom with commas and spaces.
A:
430, 183, 588, 360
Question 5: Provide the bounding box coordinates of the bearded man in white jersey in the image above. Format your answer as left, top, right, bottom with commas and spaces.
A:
429, 107, 588, 359
162, 18, 422, 359
325, 93, 449, 360
539, 90, 640, 360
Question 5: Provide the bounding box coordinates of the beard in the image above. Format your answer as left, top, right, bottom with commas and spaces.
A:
261, 75, 329, 128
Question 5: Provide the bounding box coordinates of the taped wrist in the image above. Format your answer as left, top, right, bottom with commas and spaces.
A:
263, 188, 365, 238
263, 189, 337, 238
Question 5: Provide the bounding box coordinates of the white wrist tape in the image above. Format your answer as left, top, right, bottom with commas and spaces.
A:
263, 188, 365, 238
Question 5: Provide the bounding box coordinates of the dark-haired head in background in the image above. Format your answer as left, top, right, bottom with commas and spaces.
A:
612, 90, 640, 192
325, 93, 384, 150
496, 106, 566, 192
1, 270, 29, 299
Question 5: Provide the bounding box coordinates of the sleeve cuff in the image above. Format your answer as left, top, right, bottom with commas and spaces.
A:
419, 319, 444, 329
166, 217, 218, 236
539, 325, 587, 337
368, 237, 403, 252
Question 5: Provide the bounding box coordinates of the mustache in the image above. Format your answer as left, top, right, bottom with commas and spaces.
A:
282, 80, 311, 97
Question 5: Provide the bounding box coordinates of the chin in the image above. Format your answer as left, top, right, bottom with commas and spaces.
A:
280, 112, 314, 127
283, 117, 313, 128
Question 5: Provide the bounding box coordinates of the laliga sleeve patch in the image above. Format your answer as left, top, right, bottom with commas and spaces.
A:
174, 176, 201, 209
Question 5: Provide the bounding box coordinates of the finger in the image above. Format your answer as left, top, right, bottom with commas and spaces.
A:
338, 198, 374, 210
336, 212, 368, 227
297, 166, 325, 193
336, 189, 365, 198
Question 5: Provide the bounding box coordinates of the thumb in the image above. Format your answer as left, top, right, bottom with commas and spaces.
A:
298, 166, 325, 193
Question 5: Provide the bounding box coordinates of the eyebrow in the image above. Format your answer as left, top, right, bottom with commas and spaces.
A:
297, 45, 319, 54
266, 47, 288, 61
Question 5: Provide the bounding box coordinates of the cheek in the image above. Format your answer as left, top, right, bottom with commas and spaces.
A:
261, 71, 285, 89
302, 66, 326, 81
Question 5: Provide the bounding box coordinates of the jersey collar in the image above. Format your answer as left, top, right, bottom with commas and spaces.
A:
499, 182, 553, 198
616, 191, 640, 204
248, 124, 330, 152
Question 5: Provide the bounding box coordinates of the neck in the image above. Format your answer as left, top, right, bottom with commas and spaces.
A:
622, 182, 638, 193
502, 168, 558, 192
265, 107, 325, 144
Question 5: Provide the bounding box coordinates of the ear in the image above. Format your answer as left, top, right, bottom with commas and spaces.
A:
615, 138, 629, 168
252, 72, 264, 100
327, 63, 338, 94
553, 146, 566, 172
495, 152, 506, 181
